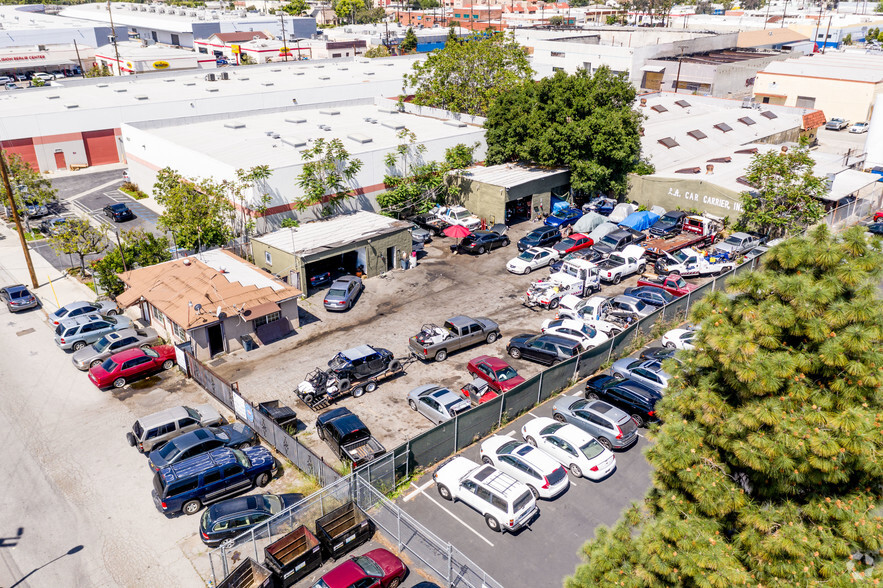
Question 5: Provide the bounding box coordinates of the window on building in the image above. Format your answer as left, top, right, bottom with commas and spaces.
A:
151, 305, 166, 323
551, 51, 565, 57
332, 53, 341, 58
254, 311, 281, 329
170, 321, 187, 341
552, 67, 564, 72
264, 251, 272, 265
198, 47, 208, 54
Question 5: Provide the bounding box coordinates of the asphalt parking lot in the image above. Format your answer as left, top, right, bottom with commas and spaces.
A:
73, 188, 161, 236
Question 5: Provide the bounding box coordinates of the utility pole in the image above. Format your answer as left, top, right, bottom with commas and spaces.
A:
780, 0, 787, 27
673, 44, 688, 94
106, 1, 123, 75
0, 149, 39, 289
115, 229, 127, 272
812, 1, 823, 51
73, 39, 85, 76
279, 11, 288, 61
822, 15, 832, 53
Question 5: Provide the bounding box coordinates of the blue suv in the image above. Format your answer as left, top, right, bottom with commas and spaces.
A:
152, 446, 276, 516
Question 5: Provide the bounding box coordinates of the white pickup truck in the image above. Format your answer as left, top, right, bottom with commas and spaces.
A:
596, 244, 647, 284
432, 205, 482, 232
522, 259, 600, 310
654, 247, 735, 277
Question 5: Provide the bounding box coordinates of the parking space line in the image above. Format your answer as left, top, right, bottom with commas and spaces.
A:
528, 411, 538, 418
416, 488, 495, 547
403, 479, 434, 502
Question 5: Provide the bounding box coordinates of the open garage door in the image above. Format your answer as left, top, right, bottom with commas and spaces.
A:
83, 129, 119, 166
0, 138, 38, 170
303, 251, 359, 293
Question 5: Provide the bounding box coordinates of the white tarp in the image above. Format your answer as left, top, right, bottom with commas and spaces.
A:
572, 211, 607, 234
608, 203, 636, 223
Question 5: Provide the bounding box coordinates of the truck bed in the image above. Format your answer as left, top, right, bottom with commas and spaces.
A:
641, 233, 701, 259
342, 437, 386, 467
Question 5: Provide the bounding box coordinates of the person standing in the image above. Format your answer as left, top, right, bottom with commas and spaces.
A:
401, 250, 409, 270
410, 250, 417, 269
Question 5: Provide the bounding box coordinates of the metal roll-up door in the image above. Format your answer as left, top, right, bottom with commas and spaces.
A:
83, 129, 119, 166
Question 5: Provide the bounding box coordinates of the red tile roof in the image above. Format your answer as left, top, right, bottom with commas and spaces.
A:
802, 109, 827, 130
212, 31, 271, 44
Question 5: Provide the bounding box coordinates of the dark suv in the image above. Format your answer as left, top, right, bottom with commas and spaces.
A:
328, 345, 398, 384
585, 374, 661, 427
507, 333, 581, 366
517, 225, 562, 252
593, 228, 646, 256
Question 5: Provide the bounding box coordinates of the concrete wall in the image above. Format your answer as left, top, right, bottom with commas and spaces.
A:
452, 174, 565, 225
628, 174, 743, 221
754, 71, 882, 122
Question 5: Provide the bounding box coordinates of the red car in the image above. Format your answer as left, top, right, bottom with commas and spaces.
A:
466, 355, 526, 393
552, 233, 593, 257
875, 211, 883, 222
311, 548, 407, 588
88, 345, 176, 389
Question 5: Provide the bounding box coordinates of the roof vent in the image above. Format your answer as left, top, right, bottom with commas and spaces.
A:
320, 109, 340, 116
761, 110, 778, 119
738, 116, 756, 126
651, 104, 668, 113
64, 103, 79, 109
382, 120, 406, 130
674, 99, 691, 108
113, 88, 127, 93
337, 66, 348, 70
318, 75, 330, 80
714, 122, 733, 133
271, 68, 281, 72
347, 133, 372, 144
364, 71, 375, 76
206, 87, 219, 92
261, 82, 274, 86
687, 129, 707, 140
224, 121, 246, 129
97, 83, 108, 88
164, 78, 175, 82
377, 106, 397, 114
134, 95, 148, 100
285, 117, 307, 124
238, 77, 249, 81
444, 120, 466, 128
184, 82, 196, 86
282, 137, 307, 147
293, 71, 304, 75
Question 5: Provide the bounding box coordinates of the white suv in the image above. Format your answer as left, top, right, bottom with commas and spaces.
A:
479, 435, 570, 499
433, 456, 538, 533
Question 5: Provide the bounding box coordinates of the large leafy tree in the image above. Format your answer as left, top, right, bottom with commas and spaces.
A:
154, 168, 232, 251
568, 225, 883, 587
400, 27, 419, 53
48, 218, 107, 277
279, 0, 309, 15
296, 138, 363, 214
484, 67, 643, 196
737, 144, 826, 237
0, 150, 57, 209
200, 165, 273, 242
403, 32, 533, 116
92, 229, 171, 297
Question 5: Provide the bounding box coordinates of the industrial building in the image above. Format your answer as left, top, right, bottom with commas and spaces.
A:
0, 56, 422, 173
95, 41, 216, 74
251, 211, 413, 293
121, 96, 487, 226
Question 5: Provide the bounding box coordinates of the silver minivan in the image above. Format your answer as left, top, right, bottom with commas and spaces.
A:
127, 404, 224, 453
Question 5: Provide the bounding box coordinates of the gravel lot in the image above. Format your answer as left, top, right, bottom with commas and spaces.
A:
212, 220, 682, 467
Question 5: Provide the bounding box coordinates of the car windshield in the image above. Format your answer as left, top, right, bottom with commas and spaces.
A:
93, 336, 112, 352
517, 251, 536, 261
579, 324, 597, 337
263, 495, 282, 512
144, 348, 159, 359
724, 236, 742, 246
559, 237, 577, 248
660, 213, 679, 224
353, 555, 384, 577
580, 439, 606, 460
632, 300, 647, 311
231, 448, 251, 468
311, 581, 332, 588
105, 316, 118, 325
328, 288, 347, 297
495, 366, 518, 381
157, 441, 182, 460
552, 209, 573, 219
600, 235, 618, 247
100, 358, 118, 372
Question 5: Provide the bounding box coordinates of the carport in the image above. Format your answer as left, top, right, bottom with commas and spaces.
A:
251, 211, 412, 293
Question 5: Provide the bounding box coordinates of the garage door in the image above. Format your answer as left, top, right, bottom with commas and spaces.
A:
83, 129, 119, 166
0, 138, 38, 170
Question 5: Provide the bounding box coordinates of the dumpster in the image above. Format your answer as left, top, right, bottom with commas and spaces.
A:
217, 557, 274, 588
263, 525, 322, 588
315, 501, 374, 560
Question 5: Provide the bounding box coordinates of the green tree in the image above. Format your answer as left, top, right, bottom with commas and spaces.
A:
568, 225, 883, 587
365, 44, 391, 58
447, 24, 458, 43
354, 6, 385, 23
403, 32, 533, 116
843, 33, 853, 45
334, 0, 360, 23
154, 168, 232, 251
92, 229, 171, 297
296, 138, 364, 213
548, 15, 564, 25
737, 144, 826, 237
48, 218, 107, 277
377, 142, 477, 213
418, 0, 439, 7
400, 27, 419, 53
239, 53, 255, 65
84, 64, 113, 78
485, 67, 643, 196
384, 128, 426, 177
0, 150, 57, 210
199, 165, 273, 242
279, 0, 308, 15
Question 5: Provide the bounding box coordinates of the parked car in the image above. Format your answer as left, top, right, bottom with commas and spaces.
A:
323, 275, 363, 312
552, 232, 593, 257
152, 446, 277, 515
662, 327, 697, 350
103, 203, 134, 222
610, 358, 671, 393
409, 315, 500, 363
0, 284, 38, 312
23, 200, 49, 218
88, 345, 176, 388
407, 384, 471, 424
506, 247, 557, 274
457, 230, 510, 255
54, 314, 133, 351
582, 197, 617, 216
467, 355, 526, 393
551, 397, 639, 450
549, 247, 604, 273
640, 346, 678, 362
309, 549, 407, 588
408, 223, 431, 243
544, 207, 583, 228
517, 225, 561, 252
199, 493, 303, 547
40, 217, 67, 235
712, 232, 763, 259
648, 210, 688, 237
608, 295, 654, 319
849, 121, 869, 134
540, 318, 609, 350
584, 374, 661, 427
432, 456, 538, 533
480, 435, 569, 499
593, 228, 646, 256
316, 407, 386, 469
825, 117, 849, 131
71, 327, 159, 370
127, 404, 224, 453
31, 72, 55, 82
520, 416, 616, 480
868, 222, 883, 236
0, 76, 13, 84
622, 286, 675, 307
506, 333, 581, 366
4, 82, 21, 90
147, 423, 257, 471
51, 300, 119, 325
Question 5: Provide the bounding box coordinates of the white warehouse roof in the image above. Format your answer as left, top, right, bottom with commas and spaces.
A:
458, 164, 569, 188
254, 211, 410, 257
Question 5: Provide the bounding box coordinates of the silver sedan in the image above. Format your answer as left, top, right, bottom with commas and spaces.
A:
407, 384, 471, 425
71, 327, 160, 370
323, 276, 363, 312
610, 358, 671, 393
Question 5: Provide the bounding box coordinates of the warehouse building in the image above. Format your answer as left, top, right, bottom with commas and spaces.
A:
251, 211, 412, 293
94, 41, 216, 74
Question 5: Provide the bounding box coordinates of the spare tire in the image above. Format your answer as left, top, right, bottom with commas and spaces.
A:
126, 432, 136, 447
389, 359, 402, 373
337, 378, 352, 392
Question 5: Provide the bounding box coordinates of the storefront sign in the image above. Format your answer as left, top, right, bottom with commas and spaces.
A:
230, 44, 241, 54
0, 54, 47, 62
667, 186, 742, 212
152, 60, 170, 69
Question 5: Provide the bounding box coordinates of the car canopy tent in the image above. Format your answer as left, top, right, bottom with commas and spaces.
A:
571, 211, 607, 234
619, 211, 660, 231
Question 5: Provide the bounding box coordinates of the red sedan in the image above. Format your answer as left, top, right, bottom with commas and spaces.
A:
467, 355, 526, 394
552, 232, 593, 257
88, 345, 176, 389
875, 211, 883, 222
311, 548, 407, 588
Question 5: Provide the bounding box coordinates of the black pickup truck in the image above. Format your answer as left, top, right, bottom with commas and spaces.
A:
315, 407, 386, 469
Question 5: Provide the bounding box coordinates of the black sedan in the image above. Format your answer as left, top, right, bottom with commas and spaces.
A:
867, 222, 883, 236
639, 346, 678, 362
507, 333, 581, 366
456, 230, 510, 255
199, 493, 303, 547
584, 374, 661, 428
103, 203, 134, 222
0, 284, 39, 312
146, 423, 258, 471
622, 286, 675, 307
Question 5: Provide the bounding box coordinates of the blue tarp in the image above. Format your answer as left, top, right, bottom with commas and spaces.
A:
619, 211, 660, 232
550, 196, 571, 215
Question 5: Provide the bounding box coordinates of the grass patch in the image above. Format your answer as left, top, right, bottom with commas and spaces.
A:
120, 182, 148, 200
23, 230, 43, 241
333, 460, 353, 477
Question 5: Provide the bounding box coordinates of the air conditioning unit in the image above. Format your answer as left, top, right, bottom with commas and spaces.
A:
219, 71, 229, 80
205, 73, 216, 81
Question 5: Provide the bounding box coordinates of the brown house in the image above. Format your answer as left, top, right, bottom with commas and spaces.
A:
116, 249, 301, 360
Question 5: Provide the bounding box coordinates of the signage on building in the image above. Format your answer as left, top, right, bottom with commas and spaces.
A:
152, 60, 170, 69
230, 44, 241, 54
667, 186, 742, 212
0, 54, 47, 62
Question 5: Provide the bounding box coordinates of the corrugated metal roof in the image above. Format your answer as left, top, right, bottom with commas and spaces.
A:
254, 211, 409, 256
457, 164, 569, 189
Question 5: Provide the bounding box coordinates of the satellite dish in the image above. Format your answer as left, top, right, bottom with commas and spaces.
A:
216, 305, 222, 317
193, 304, 202, 313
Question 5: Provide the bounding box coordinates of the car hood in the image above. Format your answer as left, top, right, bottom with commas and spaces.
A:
507, 257, 531, 268
195, 404, 222, 425
278, 493, 305, 510
553, 395, 582, 413
499, 374, 526, 392
509, 334, 535, 347
71, 346, 101, 364
219, 422, 255, 445
243, 445, 274, 469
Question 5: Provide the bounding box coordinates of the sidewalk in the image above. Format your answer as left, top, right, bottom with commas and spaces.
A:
0, 224, 98, 312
